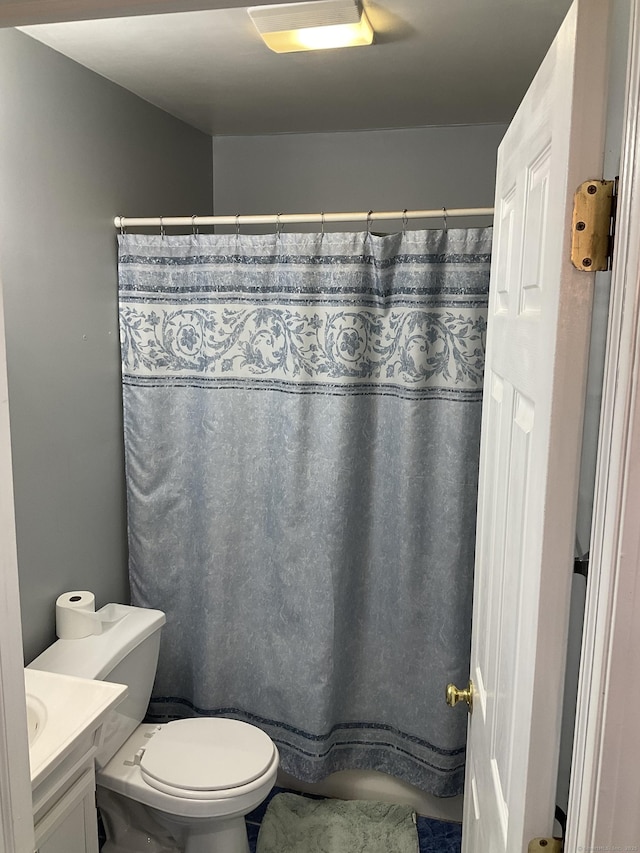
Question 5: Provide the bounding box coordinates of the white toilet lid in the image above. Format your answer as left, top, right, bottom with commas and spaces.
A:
140, 718, 276, 793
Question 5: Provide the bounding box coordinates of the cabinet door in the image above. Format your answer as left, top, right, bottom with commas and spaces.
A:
36, 777, 99, 853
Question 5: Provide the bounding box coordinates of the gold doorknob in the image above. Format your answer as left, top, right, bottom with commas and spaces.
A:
446, 680, 473, 713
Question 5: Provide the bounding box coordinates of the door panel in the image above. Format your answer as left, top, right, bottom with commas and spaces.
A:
460, 1, 610, 850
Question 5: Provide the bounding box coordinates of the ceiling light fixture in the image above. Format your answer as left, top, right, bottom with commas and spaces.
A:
248, 0, 374, 54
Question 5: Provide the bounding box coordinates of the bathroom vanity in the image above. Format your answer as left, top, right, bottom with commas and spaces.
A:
25, 668, 126, 853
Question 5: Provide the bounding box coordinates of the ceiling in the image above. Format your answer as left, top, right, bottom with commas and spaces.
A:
19, 0, 573, 136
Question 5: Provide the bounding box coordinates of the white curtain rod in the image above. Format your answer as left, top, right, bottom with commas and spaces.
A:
114, 207, 494, 229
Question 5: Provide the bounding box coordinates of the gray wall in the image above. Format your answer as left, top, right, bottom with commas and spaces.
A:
0, 29, 213, 663
212, 124, 506, 230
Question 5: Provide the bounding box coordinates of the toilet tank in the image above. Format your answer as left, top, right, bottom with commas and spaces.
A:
29, 603, 166, 767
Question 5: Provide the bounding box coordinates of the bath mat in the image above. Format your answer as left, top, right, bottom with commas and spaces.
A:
256, 792, 419, 853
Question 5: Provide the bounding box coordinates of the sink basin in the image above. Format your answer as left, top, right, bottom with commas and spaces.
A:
25, 692, 47, 747
24, 668, 126, 788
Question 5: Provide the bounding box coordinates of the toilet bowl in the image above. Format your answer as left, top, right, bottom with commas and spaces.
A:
97, 720, 279, 853
28, 602, 279, 853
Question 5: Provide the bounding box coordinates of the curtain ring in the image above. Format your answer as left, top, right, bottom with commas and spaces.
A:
234, 214, 241, 261
321, 212, 325, 237
159, 216, 165, 239
276, 212, 283, 238
402, 209, 409, 235
442, 207, 448, 232
191, 215, 199, 238
366, 210, 374, 234
118, 216, 126, 236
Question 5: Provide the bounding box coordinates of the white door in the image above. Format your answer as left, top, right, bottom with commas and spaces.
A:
460, 1, 611, 850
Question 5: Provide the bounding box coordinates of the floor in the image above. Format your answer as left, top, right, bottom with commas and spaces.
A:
246, 787, 463, 853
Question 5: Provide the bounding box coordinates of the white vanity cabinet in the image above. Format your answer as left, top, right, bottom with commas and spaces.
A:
32, 726, 102, 853
38, 797, 97, 853
25, 669, 127, 853
35, 766, 98, 853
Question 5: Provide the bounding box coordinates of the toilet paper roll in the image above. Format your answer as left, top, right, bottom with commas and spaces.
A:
55, 590, 101, 639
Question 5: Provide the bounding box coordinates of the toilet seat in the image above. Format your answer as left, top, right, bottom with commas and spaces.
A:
139, 718, 276, 800
98, 723, 279, 819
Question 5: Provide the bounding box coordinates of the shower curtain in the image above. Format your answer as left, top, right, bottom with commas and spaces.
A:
118, 226, 491, 797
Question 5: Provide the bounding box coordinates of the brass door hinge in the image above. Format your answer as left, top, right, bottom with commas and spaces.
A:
528, 838, 563, 852
571, 178, 617, 271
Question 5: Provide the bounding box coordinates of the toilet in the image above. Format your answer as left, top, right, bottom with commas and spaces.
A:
28, 603, 279, 853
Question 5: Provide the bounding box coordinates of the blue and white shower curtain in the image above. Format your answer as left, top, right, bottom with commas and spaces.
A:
118, 227, 491, 797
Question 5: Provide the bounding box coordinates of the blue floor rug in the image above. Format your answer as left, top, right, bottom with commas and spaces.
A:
246, 787, 462, 853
